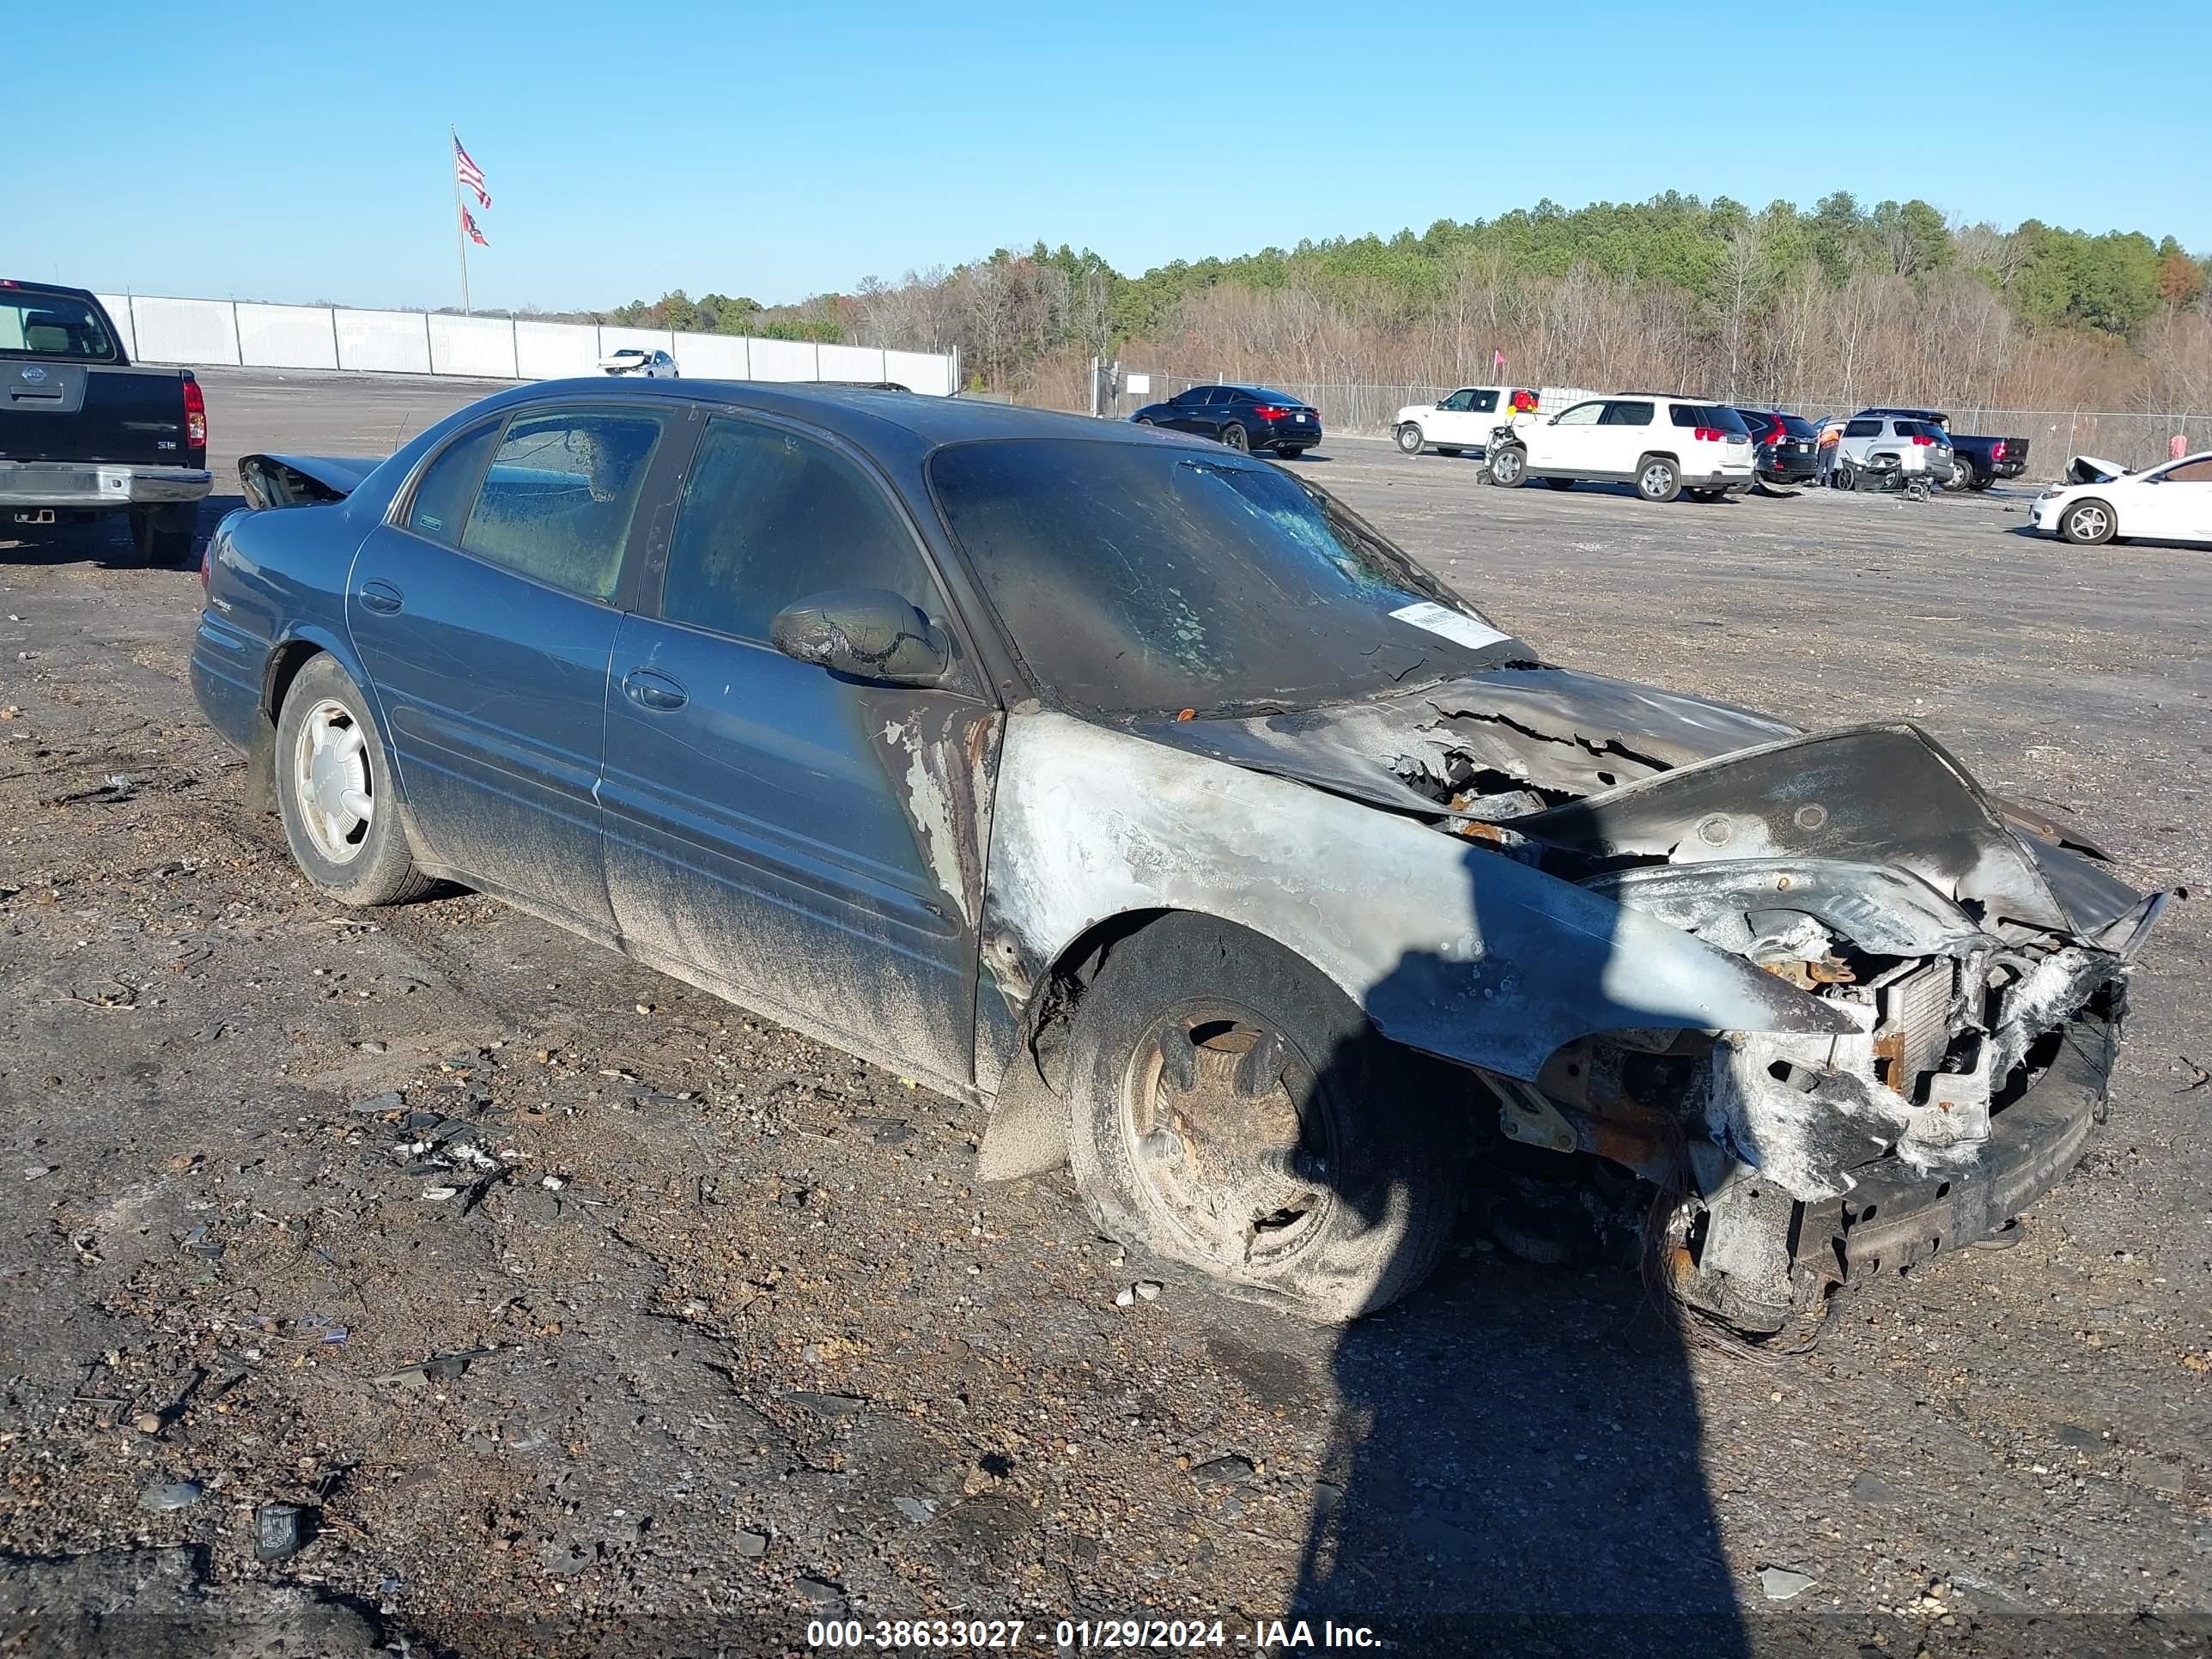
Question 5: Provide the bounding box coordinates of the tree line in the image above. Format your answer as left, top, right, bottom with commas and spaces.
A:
603, 191, 2211, 416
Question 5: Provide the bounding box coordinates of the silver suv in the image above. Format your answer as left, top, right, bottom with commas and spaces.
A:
1830, 415, 1954, 489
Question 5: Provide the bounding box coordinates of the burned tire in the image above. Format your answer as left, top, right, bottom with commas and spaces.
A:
273, 653, 436, 908
1636, 454, 1682, 502
1395, 422, 1425, 455
2060, 499, 2115, 545
1063, 912, 1465, 1322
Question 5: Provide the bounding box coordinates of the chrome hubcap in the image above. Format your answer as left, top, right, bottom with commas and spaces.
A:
292, 698, 373, 863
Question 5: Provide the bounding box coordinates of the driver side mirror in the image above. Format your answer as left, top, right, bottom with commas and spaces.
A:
769, 588, 953, 686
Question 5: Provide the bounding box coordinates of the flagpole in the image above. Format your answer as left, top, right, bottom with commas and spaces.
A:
450, 124, 471, 316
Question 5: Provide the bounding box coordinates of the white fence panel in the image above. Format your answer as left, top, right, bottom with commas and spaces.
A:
428, 313, 518, 380
818, 343, 888, 383
128, 296, 240, 367
334, 309, 432, 374
236, 302, 338, 370
597, 325, 675, 361
94, 295, 137, 359
746, 338, 819, 382
886, 349, 953, 396
672, 332, 750, 378
514, 319, 601, 380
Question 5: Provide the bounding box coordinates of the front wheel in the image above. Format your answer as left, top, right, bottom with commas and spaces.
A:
274, 654, 436, 907
1395, 422, 1424, 455
1832, 461, 1857, 492
1636, 455, 1681, 502
1487, 445, 1527, 487
1063, 913, 1465, 1322
1220, 423, 1249, 453
2060, 499, 2115, 545
1543, 477, 1575, 492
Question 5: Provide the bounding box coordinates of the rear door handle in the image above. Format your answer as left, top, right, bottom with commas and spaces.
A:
357, 580, 403, 615
622, 669, 687, 712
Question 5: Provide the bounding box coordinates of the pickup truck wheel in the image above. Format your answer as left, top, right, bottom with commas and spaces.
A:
1945, 465, 1977, 492
1487, 444, 1527, 487
1063, 912, 1465, 1322
1636, 455, 1682, 502
1967, 475, 1994, 492
2060, 499, 2115, 545
274, 654, 436, 907
1395, 422, 1424, 455
127, 508, 197, 568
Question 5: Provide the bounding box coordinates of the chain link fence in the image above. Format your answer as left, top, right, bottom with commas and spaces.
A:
1101, 367, 2212, 477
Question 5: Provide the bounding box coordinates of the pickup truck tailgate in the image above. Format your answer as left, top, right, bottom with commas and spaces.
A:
1, 362, 191, 466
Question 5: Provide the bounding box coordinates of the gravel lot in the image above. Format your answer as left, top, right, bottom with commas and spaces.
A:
2, 369, 2207, 1657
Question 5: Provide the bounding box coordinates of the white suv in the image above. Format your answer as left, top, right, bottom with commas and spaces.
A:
1394, 386, 1535, 456
1488, 395, 1755, 501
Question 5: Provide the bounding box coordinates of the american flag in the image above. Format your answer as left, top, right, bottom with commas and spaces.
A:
453, 135, 490, 209
461, 206, 489, 247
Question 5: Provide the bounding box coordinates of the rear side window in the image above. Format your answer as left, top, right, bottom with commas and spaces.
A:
1670, 405, 1748, 433
659, 416, 939, 644
1844, 419, 1882, 438
459, 407, 666, 600
0, 291, 118, 362
1468, 389, 1500, 413
404, 421, 500, 545
1600, 401, 1654, 426
2162, 457, 2212, 483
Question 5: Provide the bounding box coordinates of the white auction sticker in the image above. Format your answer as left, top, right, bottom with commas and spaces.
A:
1390, 600, 1510, 651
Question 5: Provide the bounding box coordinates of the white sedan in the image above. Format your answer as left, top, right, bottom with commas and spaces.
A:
599, 348, 679, 379
2029, 452, 2212, 545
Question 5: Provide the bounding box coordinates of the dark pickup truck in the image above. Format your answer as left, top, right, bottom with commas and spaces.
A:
1855, 406, 2028, 491
2, 280, 210, 562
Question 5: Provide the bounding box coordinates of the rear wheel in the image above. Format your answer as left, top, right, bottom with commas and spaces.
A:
2060, 499, 2115, 545
1436, 446, 1462, 457
1636, 455, 1681, 502
1967, 475, 1994, 492
1221, 423, 1249, 453
1395, 422, 1424, 455
1064, 913, 1465, 1322
1488, 444, 1527, 487
274, 654, 436, 907
1946, 463, 1977, 492
127, 507, 196, 567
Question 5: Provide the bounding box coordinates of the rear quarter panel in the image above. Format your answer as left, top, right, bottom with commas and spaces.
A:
196, 500, 379, 730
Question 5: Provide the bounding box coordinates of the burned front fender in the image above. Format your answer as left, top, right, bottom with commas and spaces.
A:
979, 710, 1854, 1085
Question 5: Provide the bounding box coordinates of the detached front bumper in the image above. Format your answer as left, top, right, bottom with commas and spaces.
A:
0, 459, 213, 511
1670, 1000, 2120, 1333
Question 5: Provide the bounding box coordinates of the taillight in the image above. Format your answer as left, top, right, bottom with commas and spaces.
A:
1910, 434, 1934, 446
1991, 441, 2007, 462
1692, 427, 1729, 442
1253, 404, 1287, 419
198, 540, 211, 595
182, 377, 206, 450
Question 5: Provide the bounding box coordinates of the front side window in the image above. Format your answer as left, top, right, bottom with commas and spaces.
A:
0, 291, 118, 362
1553, 402, 1603, 427
660, 416, 939, 643
459, 407, 666, 600
1440, 390, 1474, 411
1601, 401, 1655, 427
1844, 419, 1882, 439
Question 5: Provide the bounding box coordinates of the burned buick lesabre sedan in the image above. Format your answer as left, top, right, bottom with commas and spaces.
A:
192, 385, 2167, 1330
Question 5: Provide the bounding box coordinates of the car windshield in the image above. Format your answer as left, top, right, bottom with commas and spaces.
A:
928, 438, 1523, 717
0, 291, 118, 362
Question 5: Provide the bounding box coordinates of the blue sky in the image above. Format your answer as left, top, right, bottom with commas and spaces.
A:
15, 1, 2206, 311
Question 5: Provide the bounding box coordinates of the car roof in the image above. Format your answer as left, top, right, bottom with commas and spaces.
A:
507, 377, 1179, 457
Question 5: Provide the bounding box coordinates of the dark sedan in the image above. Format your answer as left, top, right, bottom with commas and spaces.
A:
1732, 406, 1824, 488
190, 382, 2162, 1330
1130, 382, 1322, 456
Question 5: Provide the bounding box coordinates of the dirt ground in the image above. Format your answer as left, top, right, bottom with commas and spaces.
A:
1, 369, 2206, 1658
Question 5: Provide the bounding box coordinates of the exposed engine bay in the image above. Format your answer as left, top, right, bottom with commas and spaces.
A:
1139, 667, 2167, 1330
